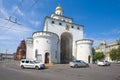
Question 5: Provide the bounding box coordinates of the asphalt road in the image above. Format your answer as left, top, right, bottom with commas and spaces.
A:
0, 60, 120, 80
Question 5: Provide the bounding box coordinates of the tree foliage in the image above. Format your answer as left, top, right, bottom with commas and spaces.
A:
110, 46, 120, 61
93, 52, 105, 61
92, 47, 95, 55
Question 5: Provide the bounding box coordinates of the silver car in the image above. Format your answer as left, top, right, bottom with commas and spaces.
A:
97, 60, 111, 66
69, 60, 89, 68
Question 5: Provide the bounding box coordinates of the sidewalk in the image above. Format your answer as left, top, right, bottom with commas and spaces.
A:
45, 63, 69, 67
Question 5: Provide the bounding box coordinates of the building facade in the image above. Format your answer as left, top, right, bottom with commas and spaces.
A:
16, 40, 26, 60
26, 6, 93, 64
96, 40, 120, 61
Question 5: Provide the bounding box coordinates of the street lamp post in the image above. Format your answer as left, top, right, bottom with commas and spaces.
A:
6, 49, 8, 60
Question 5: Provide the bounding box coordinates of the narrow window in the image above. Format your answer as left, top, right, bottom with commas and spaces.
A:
71, 26, 74, 28
51, 21, 55, 24
63, 20, 65, 22
77, 27, 80, 30
59, 23, 62, 25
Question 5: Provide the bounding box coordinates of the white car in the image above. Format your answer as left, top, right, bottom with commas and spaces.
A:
97, 60, 110, 66
20, 59, 45, 70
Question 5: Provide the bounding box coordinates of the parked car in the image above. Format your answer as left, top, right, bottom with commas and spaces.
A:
97, 60, 111, 66
20, 59, 45, 70
69, 60, 89, 68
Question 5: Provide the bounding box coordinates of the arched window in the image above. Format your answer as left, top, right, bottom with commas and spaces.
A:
88, 55, 91, 63
51, 21, 55, 24
45, 52, 49, 63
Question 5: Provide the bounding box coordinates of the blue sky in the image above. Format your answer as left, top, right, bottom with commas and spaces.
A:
0, 0, 120, 53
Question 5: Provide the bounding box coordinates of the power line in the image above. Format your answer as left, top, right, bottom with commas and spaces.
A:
0, 0, 22, 31
0, 25, 33, 32
0, 0, 39, 33
9, 0, 39, 25
0, 0, 25, 32
0, 17, 21, 33
29, 0, 38, 10
0, 18, 33, 32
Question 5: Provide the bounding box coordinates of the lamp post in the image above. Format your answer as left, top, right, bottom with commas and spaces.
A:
6, 49, 7, 60
100, 40, 106, 56
104, 43, 106, 56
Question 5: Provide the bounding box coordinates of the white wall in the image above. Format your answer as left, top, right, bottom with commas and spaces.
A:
26, 8, 94, 64
33, 32, 59, 63
76, 40, 93, 63
51, 14, 73, 23
26, 38, 35, 60
44, 18, 83, 40
43, 18, 84, 59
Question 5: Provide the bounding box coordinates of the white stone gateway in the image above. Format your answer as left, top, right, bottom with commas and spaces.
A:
26, 6, 93, 64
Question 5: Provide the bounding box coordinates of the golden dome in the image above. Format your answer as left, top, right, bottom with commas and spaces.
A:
56, 6, 62, 10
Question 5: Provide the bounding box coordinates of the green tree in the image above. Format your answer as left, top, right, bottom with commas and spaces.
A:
116, 46, 120, 60
110, 46, 120, 61
116, 38, 120, 46
93, 52, 105, 61
110, 49, 117, 61
109, 39, 120, 61
116, 39, 120, 61
92, 47, 95, 55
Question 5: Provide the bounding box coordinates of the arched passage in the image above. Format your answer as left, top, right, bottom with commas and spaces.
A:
60, 32, 73, 63
45, 52, 49, 63
88, 55, 91, 63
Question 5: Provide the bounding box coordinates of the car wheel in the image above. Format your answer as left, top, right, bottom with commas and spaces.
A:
86, 64, 89, 67
35, 66, 39, 70
74, 65, 78, 68
70, 66, 73, 68
21, 65, 24, 69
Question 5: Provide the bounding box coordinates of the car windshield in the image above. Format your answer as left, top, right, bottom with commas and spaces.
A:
81, 61, 87, 64
76, 60, 81, 62
105, 61, 108, 62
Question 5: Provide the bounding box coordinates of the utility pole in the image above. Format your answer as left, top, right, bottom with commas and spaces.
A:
0, 53, 1, 61
6, 49, 7, 60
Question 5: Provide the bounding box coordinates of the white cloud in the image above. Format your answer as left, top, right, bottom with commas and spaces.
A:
0, 8, 9, 18
12, 6, 25, 16
85, 36, 116, 49
112, 29, 120, 34
0, 18, 35, 53
85, 28, 120, 48
100, 28, 120, 36
0, 36, 12, 40
30, 20, 40, 27
0, 0, 50, 53
0, 0, 9, 19
0, 18, 35, 33
0, 20, 34, 42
